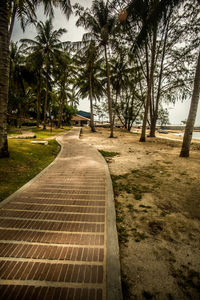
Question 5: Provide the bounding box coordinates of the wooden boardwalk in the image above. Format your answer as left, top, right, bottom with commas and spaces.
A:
0, 128, 111, 299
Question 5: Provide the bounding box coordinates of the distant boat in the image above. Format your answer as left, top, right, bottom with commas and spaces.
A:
157, 129, 169, 134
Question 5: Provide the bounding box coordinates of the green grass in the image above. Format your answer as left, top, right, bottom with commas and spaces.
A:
8, 126, 71, 139
31, 127, 71, 139
0, 138, 60, 202
98, 150, 119, 157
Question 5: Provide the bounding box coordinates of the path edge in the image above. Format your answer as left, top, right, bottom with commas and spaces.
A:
101, 154, 123, 300
82, 138, 122, 300
0, 129, 74, 209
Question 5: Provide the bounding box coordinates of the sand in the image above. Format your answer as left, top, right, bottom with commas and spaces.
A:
81, 127, 200, 300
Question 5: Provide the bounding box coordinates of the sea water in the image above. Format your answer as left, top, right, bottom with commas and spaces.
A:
173, 132, 200, 140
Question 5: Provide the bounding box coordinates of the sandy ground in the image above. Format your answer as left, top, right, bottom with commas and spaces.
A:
81, 127, 200, 300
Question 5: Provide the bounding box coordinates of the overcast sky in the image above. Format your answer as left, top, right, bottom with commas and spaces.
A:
12, 0, 200, 126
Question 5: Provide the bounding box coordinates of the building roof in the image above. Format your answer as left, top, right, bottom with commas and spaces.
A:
71, 114, 90, 121
77, 111, 91, 119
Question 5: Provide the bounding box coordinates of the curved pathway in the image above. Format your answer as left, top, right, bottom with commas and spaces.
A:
0, 128, 121, 300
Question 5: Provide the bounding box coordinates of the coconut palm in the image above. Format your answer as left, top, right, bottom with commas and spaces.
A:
125, 0, 200, 154
21, 19, 66, 129
9, 42, 37, 128
54, 45, 76, 128
25, 48, 44, 127
109, 49, 134, 124
74, 41, 104, 132
0, 0, 71, 157
180, 50, 200, 157
74, 0, 116, 137
75, 46, 105, 132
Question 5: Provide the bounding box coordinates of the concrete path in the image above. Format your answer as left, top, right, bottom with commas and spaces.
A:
0, 128, 122, 300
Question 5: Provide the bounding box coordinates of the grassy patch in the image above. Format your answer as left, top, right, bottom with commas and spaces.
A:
133, 230, 148, 242
8, 126, 71, 139
112, 178, 149, 200
171, 266, 200, 296
139, 204, 152, 209
0, 139, 60, 201
127, 203, 134, 211
32, 127, 71, 139
117, 225, 129, 244
131, 169, 155, 179
98, 150, 119, 157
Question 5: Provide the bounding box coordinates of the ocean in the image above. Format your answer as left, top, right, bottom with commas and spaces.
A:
173, 132, 200, 140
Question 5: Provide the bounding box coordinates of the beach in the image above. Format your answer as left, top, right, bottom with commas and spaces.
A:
81, 127, 200, 299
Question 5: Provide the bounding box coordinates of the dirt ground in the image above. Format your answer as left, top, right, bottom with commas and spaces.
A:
81, 127, 200, 300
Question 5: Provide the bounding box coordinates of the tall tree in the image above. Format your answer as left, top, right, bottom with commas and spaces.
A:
75, 45, 104, 132
54, 44, 75, 128
9, 42, 32, 127
0, 0, 10, 157
25, 48, 44, 127
180, 50, 200, 157
74, 0, 116, 137
0, 0, 71, 157
74, 41, 104, 132
131, 0, 200, 154
21, 19, 66, 129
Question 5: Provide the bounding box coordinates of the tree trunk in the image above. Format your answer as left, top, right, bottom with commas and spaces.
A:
58, 75, 66, 129
36, 74, 41, 128
9, 3, 17, 41
104, 45, 114, 138
149, 13, 170, 137
112, 91, 119, 127
0, 0, 9, 157
89, 72, 95, 132
140, 25, 157, 142
150, 116, 157, 137
43, 71, 48, 130
180, 49, 200, 157
57, 98, 63, 129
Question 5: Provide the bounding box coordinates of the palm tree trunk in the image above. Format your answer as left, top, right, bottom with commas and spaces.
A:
89, 72, 95, 132
104, 45, 114, 138
150, 13, 170, 137
180, 49, 200, 157
57, 99, 63, 129
0, 0, 9, 157
9, 3, 17, 41
140, 25, 157, 142
58, 77, 66, 128
43, 70, 48, 130
36, 75, 41, 128
112, 91, 118, 127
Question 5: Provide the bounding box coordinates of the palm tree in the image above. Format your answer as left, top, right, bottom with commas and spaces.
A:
74, 0, 116, 137
54, 45, 75, 128
75, 47, 105, 132
124, 0, 159, 142
126, 0, 200, 157
0, 0, 10, 157
126, 0, 200, 151
25, 48, 44, 127
109, 49, 134, 125
9, 42, 37, 129
74, 41, 104, 132
0, 0, 71, 157
180, 49, 200, 157
21, 19, 66, 129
